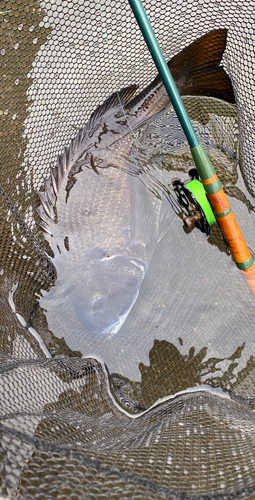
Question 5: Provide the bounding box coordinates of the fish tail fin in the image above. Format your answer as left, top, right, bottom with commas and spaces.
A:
169, 29, 235, 103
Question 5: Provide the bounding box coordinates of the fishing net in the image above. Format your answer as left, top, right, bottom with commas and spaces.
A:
1, 0, 255, 498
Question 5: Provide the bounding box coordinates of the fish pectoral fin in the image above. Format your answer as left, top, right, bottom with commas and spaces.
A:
168, 29, 235, 104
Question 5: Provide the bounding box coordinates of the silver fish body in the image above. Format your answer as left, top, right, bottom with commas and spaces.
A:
40, 157, 172, 336
37, 30, 235, 336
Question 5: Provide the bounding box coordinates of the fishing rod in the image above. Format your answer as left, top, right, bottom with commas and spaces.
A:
128, 0, 255, 297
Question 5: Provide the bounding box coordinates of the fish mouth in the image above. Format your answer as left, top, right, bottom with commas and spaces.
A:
101, 286, 140, 337
101, 316, 122, 336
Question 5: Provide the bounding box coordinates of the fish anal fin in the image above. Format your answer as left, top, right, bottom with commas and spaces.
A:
168, 29, 235, 104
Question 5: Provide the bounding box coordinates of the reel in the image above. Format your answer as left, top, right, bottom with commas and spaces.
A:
172, 168, 216, 236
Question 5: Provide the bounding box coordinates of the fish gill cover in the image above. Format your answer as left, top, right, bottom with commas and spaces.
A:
1, 0, 255, 498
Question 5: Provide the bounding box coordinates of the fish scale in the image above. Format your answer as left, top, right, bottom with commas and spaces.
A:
58, 167, 133, 258
42, 160, 165, 336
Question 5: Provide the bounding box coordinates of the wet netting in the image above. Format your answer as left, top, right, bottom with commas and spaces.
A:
1, 0, 255, 498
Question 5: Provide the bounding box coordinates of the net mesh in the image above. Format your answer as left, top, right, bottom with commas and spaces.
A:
1, 0, 255, 498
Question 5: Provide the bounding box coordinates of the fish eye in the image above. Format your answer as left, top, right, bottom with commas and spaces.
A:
91, 296, 104, 312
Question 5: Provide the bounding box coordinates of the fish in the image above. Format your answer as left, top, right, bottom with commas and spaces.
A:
37, 29, 235, 337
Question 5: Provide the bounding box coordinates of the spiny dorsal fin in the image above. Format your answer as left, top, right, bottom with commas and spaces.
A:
36, 84, 139, 230
87, 84, 139, 127
168, 29, 235, 103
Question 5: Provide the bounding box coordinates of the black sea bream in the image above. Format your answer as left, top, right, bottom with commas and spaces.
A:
37, 30, 234, 336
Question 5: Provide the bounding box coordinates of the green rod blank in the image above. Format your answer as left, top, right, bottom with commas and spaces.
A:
127, 0, 199, 149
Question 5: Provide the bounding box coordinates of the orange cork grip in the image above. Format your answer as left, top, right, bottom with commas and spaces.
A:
207, 189, 251, 264
207, 187, 255, 298
207, 187, 229, 214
